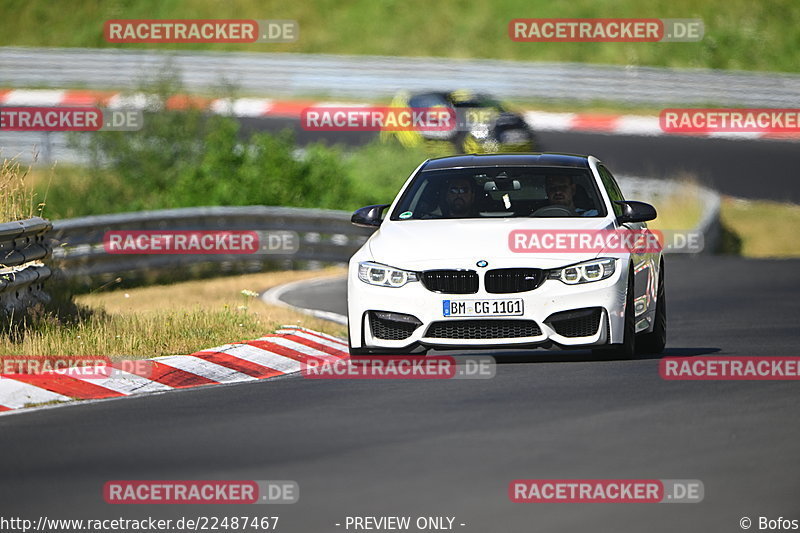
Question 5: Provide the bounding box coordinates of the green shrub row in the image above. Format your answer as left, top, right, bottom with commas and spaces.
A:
41, 107, 433, 219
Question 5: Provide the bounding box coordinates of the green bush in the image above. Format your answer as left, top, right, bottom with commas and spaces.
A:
51, 111, 357, 216
346, 141, 432, 207
36, 78, 437, 218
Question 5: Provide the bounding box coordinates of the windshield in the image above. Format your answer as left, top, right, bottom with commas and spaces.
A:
390, 166, 607, 220
407, 93, 503, 110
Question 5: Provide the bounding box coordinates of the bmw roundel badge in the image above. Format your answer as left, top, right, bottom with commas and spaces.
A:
476, 260, 488, 268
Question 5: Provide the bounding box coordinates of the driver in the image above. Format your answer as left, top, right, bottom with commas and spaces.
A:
545, 175, 598, 216
443, 177, 478, 218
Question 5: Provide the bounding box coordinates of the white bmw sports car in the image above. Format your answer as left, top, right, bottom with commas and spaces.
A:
347, 153, 666, 358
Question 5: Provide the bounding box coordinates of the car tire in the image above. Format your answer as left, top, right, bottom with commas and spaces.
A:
593, 270, 636, 360
637, 261, 667, 355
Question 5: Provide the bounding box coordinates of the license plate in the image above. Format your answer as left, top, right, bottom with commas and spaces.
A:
442, 298, 524, 317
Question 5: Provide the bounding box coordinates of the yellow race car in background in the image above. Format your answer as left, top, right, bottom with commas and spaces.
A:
380, 89, 538, 154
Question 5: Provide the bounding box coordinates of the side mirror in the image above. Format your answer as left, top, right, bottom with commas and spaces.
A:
351, 204, 390, 227
614, 200, 657, 224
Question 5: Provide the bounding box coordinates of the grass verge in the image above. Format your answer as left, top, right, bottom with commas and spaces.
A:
719, 197, 800, 257
645, 180, 705, 231
0, 268, 347, 358
1, 0, 798, 73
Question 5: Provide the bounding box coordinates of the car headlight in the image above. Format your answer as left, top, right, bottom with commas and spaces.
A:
358, 262, 419, 288
547, 258, 616, 285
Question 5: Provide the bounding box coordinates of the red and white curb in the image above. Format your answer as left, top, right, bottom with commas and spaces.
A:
0, 88, 362, 119
2, 88, 797, 142
523, 110, 800, 141
0, 326, 347, 414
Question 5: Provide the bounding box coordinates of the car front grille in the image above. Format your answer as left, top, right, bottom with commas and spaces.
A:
369, 312, 419, 340
546, 308, 603, 338
484, 268, 545, 293
420, 270, 479, 294
425, 319, 542, 340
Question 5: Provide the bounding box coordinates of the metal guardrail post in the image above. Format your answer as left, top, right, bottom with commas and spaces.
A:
0, 216, 53, 315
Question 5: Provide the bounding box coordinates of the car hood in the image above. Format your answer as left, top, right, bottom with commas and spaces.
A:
367, 217, 614, 270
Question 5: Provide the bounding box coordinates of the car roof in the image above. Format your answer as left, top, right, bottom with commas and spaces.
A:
421, 153, 593, 171
408, 90, 497, 105
410, 90, 485, 99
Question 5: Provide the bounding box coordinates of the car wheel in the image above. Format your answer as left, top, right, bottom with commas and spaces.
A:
637, 261, 667, 354
593, 270, 636, 359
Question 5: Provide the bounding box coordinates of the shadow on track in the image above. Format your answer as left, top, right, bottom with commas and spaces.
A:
438, 346, 720, 364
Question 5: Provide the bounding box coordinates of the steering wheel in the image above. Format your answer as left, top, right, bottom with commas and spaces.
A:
531, 205, 574, 217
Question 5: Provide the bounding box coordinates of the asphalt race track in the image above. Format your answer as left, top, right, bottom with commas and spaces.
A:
239, 116, 800, 203
1, 256, 799, 531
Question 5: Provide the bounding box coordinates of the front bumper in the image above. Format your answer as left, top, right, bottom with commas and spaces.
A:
347, 260, 629, 351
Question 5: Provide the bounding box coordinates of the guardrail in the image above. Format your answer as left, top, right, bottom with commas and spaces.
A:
0, 217, 52, 314
0, 131, 81, 167
2, 47, 799, 107
50, 206, 374, 288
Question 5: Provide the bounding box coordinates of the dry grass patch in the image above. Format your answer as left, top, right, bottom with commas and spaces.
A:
0, 158, 43, 222
0, 268, 347, 358
646, 180, 705, 231
720, 197, 800, 258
